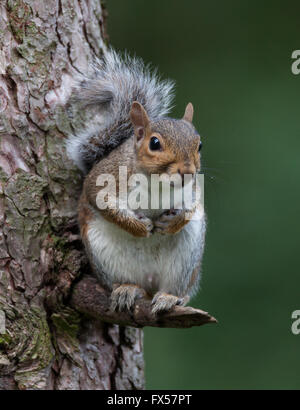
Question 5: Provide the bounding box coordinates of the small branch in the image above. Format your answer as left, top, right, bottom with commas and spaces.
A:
70, 276, 217, 328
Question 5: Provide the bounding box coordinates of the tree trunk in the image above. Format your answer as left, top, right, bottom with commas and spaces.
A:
0, 0, 144, 390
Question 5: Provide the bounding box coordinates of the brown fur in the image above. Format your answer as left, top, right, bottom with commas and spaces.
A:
81, 137, 153, 237
80, 102, 202, 238
78, 191, 94, 241
137, 118, 200, 177
154, 206, 196, 235
162, 213, 190, 235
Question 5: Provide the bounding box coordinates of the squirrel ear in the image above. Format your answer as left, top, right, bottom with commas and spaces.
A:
183, 102, 194, 123
130, 101, 150, 141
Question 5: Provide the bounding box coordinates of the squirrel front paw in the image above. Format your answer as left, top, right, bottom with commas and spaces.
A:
134, 214, 154, 237
151, 291, 185, 314
154, 209, 189, 235
110, 284, 147, 311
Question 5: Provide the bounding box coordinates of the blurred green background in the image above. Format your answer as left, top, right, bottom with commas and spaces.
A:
107, 0, 300, 389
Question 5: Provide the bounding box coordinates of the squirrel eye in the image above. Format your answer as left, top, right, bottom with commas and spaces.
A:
198, 141, 203, 152
149, 136, 161, 151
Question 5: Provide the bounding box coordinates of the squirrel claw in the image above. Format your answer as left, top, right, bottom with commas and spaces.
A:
151, 291, 184, 314
136, 214, 154, 237
154, 209, 186, 235
110, 284, 147, 312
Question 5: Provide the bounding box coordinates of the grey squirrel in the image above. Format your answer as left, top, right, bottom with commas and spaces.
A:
66, 50, 206, 313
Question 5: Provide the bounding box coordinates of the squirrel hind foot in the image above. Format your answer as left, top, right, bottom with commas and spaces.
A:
110, 284, 147, 312
151, 291, 186, 315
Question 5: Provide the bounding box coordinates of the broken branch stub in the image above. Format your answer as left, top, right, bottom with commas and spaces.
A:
70, 276, 217, 329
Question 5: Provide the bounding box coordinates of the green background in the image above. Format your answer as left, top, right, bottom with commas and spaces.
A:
107, 0, 300, 389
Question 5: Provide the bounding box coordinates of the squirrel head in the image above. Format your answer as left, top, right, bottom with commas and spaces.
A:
130, 101, 202, 181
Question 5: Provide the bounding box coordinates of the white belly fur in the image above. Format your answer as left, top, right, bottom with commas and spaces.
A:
87, 209, 206, 296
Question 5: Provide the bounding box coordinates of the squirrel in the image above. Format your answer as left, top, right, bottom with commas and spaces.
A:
66, 50, 206, 314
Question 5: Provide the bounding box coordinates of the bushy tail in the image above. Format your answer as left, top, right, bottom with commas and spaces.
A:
66, 49, 175, 173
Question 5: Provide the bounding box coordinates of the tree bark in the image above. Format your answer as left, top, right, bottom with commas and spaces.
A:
0, 0, 144, 390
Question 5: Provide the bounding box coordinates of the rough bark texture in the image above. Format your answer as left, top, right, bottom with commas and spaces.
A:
0, 0, 144, 390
